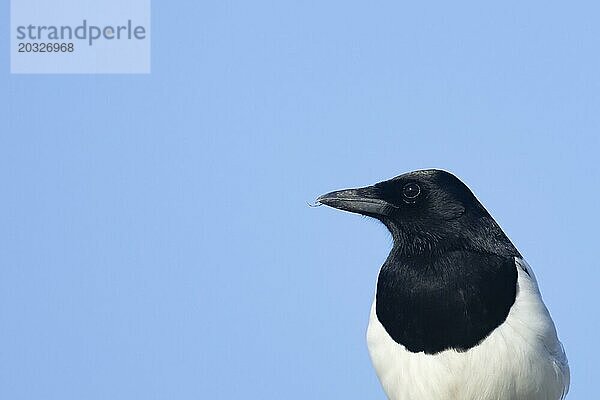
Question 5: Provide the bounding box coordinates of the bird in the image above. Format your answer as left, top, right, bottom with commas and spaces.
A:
316, 169, 569, 400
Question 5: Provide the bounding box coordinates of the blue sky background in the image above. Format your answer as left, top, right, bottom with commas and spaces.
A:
1, 1, 599, 399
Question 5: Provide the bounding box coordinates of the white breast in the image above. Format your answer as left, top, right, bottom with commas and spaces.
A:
366, 258, 569, 400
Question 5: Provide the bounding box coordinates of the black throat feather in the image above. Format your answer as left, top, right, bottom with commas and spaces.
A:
375, 215, 520, 354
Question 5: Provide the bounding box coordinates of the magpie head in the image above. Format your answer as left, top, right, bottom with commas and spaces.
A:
317, 169, 518, 257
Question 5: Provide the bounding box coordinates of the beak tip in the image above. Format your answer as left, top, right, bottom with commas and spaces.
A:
308, 197, 324, 208
315, 193, 337, 207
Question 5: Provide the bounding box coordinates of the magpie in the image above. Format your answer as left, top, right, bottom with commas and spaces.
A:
317, 169, 569, 400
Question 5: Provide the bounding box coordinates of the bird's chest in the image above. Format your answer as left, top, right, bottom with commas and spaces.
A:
366, 263, 566, 400
367, 301, 550, 400
374, 252, 517, 354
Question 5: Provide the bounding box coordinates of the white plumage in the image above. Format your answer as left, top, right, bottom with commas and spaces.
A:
367, 258, 569, 400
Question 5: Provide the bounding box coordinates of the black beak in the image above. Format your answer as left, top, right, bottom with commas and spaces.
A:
316, 186, 395, 216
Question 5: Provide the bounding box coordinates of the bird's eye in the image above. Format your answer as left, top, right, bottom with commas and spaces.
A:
402, 182, 421, 201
